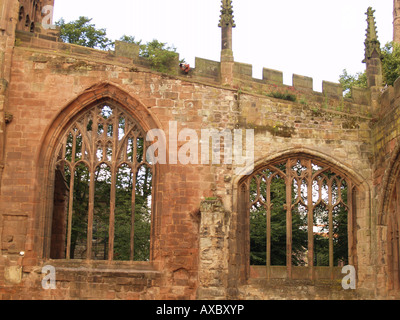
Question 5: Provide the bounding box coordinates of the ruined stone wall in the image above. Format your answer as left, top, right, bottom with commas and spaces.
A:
370, 79, 400, 299
0, 23, 395, 300
0, 38, 213, 300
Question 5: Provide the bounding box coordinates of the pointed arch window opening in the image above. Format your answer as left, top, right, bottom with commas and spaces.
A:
245, 156, 356, 279
50, 103, 153, 261
388, 178, 400, 291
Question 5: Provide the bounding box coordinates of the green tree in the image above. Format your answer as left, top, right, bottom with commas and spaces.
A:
381, 41, 400, 86
120, 34, 187, 73
139, 39, 180, 73
113, 163, 152, 261
61, 112, 152, 261
56, 16, 113, 50
249, 168, 308, 266
55, 16, 184, 73
119, 35, 142, 46
339, 41, 400, 97
339, 69, 367, 98
249, 166, 348, 267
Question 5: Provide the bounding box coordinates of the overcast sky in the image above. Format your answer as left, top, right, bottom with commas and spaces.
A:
53, 0, 393, 91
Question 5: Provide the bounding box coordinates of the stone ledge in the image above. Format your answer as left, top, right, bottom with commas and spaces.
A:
39, 260, 161, 275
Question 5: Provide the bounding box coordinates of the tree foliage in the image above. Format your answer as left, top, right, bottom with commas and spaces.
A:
381, 41, 400, 86
119, 35, 183, 73
139, 39, 180, 73
249, 168, 309, 266
55, 16, 183, 73
339, 41, 400, 97
56, 16, 113, 50
249, 166, 349, 267
339, 69, 367, 99
61, 112, 152, 261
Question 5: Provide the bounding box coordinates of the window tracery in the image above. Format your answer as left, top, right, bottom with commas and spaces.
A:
50, 103, 153, 261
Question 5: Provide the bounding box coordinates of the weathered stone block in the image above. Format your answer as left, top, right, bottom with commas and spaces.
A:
322, 80, 343, 98
4, 266, 22, 284
115, 40, 140, 60
394, 76, 400, 100
263, 68, 283, 85
293, 74, 313, 90
351, 87, 371, 106
234, 62, 252, 80
195, 57, 220, 79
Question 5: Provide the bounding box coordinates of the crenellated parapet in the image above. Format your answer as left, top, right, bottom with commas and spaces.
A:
11, 0, 377, 113
15, 30, 373, 112
189, 57, 372, 108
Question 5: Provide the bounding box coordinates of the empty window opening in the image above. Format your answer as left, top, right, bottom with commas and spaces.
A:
244, 156, 355, 279
50, 103, 153, 261
18, 6, 24, 22
388, 177, 400, 291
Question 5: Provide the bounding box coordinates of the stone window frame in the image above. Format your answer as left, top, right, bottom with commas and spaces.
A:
50, 102, 154, 261
35, 83, 162, 265
379, 147, 400, 293
387, 179, 400, 292
233, 150, 365, 282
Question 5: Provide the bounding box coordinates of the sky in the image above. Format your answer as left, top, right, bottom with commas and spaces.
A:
53, 0, 393, 92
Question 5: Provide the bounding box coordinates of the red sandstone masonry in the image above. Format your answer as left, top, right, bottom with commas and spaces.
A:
0, 14, 398, 299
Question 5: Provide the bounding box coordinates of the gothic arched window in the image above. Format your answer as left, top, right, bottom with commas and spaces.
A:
18, 6, 24, 22
25, 14, 30, 27
388, 178, 400, 291
50, 102, 153, 261
239, 155, 357, 279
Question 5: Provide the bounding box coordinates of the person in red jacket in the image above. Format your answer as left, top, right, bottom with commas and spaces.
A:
179, 63, 190, 74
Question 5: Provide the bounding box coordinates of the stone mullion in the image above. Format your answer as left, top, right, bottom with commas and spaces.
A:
86, 167, 95, 260
129, 131, 139, 261
286, 160, 292, 278
81, 134, 86, 161
107, 166, 116, 261
61, 137, 67, 160
143, 135, 148, 164
243, 182, 250, 279
306, 160, 314, 279
65, 162, 74, 260
71, 131, 77, 165
130, 168, 137, 261
266, 176, 271, 279
133, 134, 138, 164
101, 121, 107, 160
347, 182, 354, 266
66, 132, 78, 260
107, 114, 119, 261
86, 110, 99, 260
328, 178, 334, 278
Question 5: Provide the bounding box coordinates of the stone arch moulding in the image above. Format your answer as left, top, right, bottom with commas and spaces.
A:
230, 147, 371, 283
378, 143, 400, 226
32, 81, 163, 260
233, 147, 371, 204
377, 142, 400, 294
